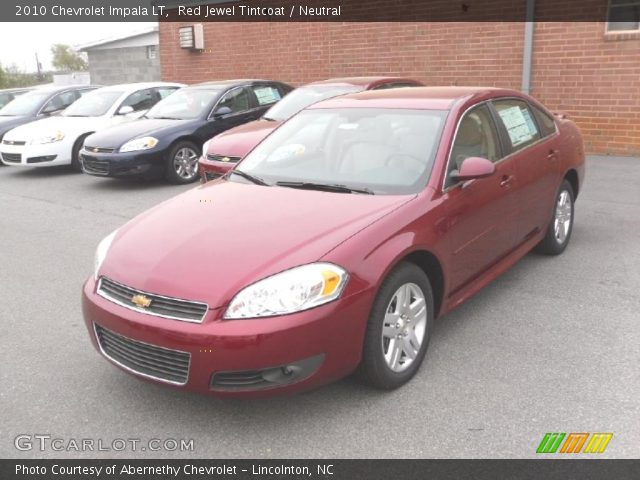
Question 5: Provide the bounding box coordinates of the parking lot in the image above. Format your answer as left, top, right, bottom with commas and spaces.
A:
1, 155, 639, 459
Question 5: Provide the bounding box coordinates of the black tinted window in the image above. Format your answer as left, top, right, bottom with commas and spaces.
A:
216, 87, 250, 114
121, 88, 157, 112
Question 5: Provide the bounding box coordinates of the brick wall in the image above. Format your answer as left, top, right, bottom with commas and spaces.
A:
159, 20, 640, 156
88, 46, 161, 85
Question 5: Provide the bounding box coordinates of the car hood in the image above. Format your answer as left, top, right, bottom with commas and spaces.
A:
3, 116, 111, 141
101, 181, 414, 309
86, 118, 198, 149
206, 119, 280, 158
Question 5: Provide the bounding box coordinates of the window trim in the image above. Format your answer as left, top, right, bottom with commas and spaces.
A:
605, 0, 640, 33
441, 97, 560, 193
208, 85, 254, 120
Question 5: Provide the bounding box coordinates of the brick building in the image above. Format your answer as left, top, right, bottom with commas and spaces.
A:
158, 2, 640, 156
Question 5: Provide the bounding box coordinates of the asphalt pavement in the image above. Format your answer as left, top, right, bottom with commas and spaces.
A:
1, 156, 639, 458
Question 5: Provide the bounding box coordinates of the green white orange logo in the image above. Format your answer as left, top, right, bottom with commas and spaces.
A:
536, 433, 613, 454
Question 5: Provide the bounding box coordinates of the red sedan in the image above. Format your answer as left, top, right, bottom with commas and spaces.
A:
83, 87, 585, 397
198, 76, 423, 182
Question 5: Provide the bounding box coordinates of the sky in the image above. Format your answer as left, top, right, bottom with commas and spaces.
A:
0, 22, 156, 72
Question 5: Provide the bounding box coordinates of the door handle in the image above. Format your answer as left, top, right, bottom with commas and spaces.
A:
547, 149, 559, 161
500, 175, 514, 188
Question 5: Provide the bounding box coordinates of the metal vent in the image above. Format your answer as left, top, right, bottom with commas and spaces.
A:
94, 324, 190, 385
97, 277, 208, 323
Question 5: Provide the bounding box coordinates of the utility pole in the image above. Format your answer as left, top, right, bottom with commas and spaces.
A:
35, 52, 42, 79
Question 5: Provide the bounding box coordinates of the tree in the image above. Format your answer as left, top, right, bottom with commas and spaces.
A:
51, 44, 87, 72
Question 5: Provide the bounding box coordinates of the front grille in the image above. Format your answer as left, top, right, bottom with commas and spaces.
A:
94, 324, 190, 385
82, 155, 109, 175
1, 152, 21, 163
85, 146, 116, 154
206, 153, 241, 163
98, 277, 208, 323
2, 139, 26, 146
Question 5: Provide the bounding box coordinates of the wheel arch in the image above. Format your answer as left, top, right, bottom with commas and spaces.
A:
392, 249, 445, 319
564, 168, 579, 199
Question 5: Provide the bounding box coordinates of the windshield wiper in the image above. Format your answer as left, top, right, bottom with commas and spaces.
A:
276, 181, 374, 195
262, 116, 277, 122
227, 169, 270, 186
149, 116, 182, 120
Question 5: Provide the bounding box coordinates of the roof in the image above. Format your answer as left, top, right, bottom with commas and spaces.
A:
190, 79, 274, 89
0, 87, 33, 93
28, 84, 96, 94
76, 26, 158, 51
309, 76, 422, 88
310, 86, 511, 110
93, 81, 184, 92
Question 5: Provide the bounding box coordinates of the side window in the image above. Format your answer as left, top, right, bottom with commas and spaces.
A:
216, 87, 251, 115
373, 82, 419, 90
446, 105, 501, 187
531, 104, 556, 138
120, 88, 157, 112
252, 85, 282, 107
493, 99, 541, 152
156, 87, 179, 99
77, 89, 95, 98
45, 91, 77, 112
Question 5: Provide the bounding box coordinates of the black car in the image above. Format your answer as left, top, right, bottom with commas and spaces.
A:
0, 85, 98, 142
81, 79, 293, 184
0, 87, 33, 109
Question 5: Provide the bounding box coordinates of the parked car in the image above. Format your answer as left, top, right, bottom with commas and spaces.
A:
83, 87, 585, 396
79, 79, 293, 184
0, 82, 183, 171
0, 87, 33, 109
199, 76, 423, 182
0, 84, 97, 145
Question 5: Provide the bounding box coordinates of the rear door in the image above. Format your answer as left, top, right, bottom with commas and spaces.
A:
490, 98, 560, 242
443, 103, 520, 293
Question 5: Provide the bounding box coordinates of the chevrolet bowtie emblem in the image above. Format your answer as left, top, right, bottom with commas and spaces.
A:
131, 294, 152, 308
221, 157, 230, 162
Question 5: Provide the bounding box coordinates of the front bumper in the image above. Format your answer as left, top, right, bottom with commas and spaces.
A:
0, 141, 70, 167
82, 277, 373, 397
80, 148, 165, 178
198, 156, 240, 183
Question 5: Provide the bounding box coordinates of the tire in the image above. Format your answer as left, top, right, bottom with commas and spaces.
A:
536, 179, 575, 255
71, 134, 90, 173
164, 141, 200, 184
357, 262, 434, 390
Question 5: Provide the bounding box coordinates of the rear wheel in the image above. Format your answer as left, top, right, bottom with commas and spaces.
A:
165, 141, 200, 184
357, 262, 434, 389
536, 179, 575, 255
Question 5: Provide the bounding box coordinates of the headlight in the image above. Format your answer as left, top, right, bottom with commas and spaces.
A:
94, 230, 118, 280
201, 139, 211, 157
119, 136, 158, 153
30, 131, 65, 144
224, 263, 348, 319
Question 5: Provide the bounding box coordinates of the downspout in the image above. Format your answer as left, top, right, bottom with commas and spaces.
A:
521, 0, 535, 94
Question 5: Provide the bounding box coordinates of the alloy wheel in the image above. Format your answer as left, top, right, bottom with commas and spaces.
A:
173, 147, 199, 180
381, 282, 428, 373
554, 190, 572, 244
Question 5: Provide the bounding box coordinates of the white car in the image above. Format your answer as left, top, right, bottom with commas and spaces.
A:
0, 82, 184, 171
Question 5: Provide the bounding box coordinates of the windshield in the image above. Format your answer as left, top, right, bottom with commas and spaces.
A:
264, 85, 362, 121
235, 108, 447, 195
0, 90, 50, 116
146, 88, 219, 120
62, 90, 123, 117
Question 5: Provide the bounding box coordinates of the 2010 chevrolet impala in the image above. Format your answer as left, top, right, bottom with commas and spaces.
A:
82, 87, 585, 397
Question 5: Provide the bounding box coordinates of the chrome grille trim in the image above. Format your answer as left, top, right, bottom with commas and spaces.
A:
97, 277, 208, 323
94, 323, 190, 385
206, 153, 242, 163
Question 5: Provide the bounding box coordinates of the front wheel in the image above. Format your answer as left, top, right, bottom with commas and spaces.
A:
357, 262, 434, 390
164, 141, 200, 184
536, 179, 575, 255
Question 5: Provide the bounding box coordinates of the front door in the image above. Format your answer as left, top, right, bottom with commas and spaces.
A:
443, 104, 520, 293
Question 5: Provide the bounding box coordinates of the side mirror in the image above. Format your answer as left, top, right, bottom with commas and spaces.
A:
450, 157, 495, 182
117, 105, 134, 115
212, 106, 232, 118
